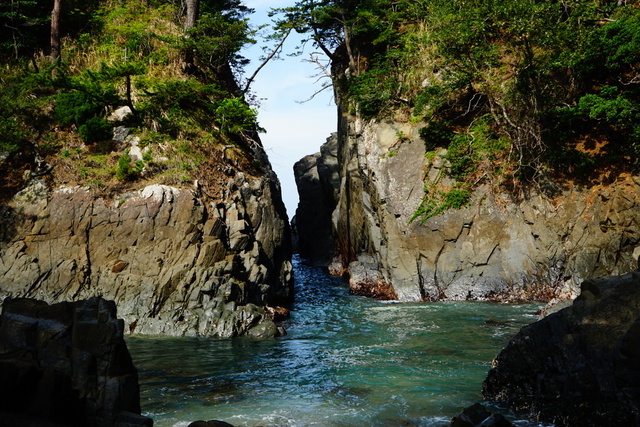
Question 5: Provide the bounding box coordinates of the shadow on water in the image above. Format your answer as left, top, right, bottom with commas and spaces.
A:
127, 255, 545, 427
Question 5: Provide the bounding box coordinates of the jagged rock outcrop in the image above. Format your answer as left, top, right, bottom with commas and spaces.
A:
294, 108, 640, 301
292, 134, 340, 266
482, 269, 640, 426
0, 170, 293, 337
0, 297, 152, 426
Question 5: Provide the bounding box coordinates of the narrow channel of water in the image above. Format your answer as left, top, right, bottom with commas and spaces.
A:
127, 255, 542, 426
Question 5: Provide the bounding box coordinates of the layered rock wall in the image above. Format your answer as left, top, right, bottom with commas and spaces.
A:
0, 170, 293, 337
295, 107, 640, 301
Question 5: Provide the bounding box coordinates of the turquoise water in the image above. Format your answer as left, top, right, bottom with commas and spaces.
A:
126, 256, 541, 426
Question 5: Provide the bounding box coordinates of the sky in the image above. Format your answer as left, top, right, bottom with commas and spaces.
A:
242, 0, 337, 218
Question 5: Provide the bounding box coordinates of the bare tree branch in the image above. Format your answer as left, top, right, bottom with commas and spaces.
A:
242, 27, 292, 94
295, 82, 333, 104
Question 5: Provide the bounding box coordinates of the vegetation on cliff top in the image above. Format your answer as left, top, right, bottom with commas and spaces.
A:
0, 0, 264, 201
272, 0, 639, 220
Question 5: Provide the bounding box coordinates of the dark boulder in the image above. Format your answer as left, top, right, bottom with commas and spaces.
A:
0, 297, 152, 427
483, 270, 640, 426
188, 421, 234, 427
450, 403, 513, 427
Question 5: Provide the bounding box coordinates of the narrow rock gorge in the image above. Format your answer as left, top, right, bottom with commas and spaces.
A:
294, 109, 640, 301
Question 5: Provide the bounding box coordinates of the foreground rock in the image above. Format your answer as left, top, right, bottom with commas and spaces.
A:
450, 403, 512, 427
294, 112, 640, 301
0, 171, 293, 337
0, 297, 151, 426
482, 270, 640, 425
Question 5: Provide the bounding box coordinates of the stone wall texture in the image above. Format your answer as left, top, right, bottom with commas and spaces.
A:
0, 169, 293, 337
294, 106, 640, 301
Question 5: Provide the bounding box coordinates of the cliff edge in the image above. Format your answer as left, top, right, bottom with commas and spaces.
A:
294, 114, 640, 301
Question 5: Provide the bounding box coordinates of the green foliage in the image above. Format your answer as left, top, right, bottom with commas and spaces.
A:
115, 153, 144, 180
55, 91, 104, 126
183, 12, 254, 74
410, 186, 471, 224
444, 134, 476, 181
275, 0, 640, 179
116, 154, 131, 180
444, 188, 470, 210
0, 0, 49, 60
215, 97, 260, 134
419, 121, 454, 151
78, 116, 112, 143
348, 58, 399, 118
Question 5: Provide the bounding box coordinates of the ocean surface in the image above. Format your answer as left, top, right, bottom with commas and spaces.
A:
126, 255, 543, 426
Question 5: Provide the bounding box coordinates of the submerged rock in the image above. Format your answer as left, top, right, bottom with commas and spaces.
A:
483, 269, 640, 425
0, 297, 151, 426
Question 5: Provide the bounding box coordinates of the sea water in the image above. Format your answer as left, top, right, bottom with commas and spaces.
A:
127, 256, 542, 426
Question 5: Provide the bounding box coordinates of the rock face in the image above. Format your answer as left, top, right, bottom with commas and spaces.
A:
294, 107, 640, 301
482, 270, 640, 426
292, 134, 340, 266
0, 297, 152, 426
0, 170, 293, 337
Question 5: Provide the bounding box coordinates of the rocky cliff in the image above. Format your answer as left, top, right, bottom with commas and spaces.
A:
0, 160, 293, 337
292, 134, 340, 266
0, 297, 151, 426
482, 269, 640, 425
294, 108, 640, 301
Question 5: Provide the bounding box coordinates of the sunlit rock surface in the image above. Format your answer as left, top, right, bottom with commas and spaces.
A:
294, 107, 640, 301
0, 171, 292, 337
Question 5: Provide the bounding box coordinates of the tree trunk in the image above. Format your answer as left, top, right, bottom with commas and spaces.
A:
183, 0, 200, 75
184, 0, 199, 31
51, 0, 61, 75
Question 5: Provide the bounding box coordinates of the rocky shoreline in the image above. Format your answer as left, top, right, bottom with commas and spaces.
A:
293, 118, 640, 303
0, 175, 292, 338
0, 297, 151, 426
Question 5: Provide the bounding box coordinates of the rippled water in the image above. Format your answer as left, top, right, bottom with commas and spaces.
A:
127, 256, 542, 426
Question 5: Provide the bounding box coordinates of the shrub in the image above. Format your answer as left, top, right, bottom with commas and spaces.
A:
419, 120, 454, 150
116, 153, 132, 180
55, 91, 104, 126
444, 134, 476, 180
78, 116, 112, 143
410, 187, 471, 224
215, 97, 259, 134
444, 188, 470, 209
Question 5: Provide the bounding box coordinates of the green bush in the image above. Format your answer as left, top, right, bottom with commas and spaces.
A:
78, 116, 112, 143
444, 188, 470, 209
348, 59, 399, 119
444, 134, 476, 181
115, 153, 133, 180
215, 97, 259, 134
419, 120, 454, 150
410, 187, 471, 224
55, 91, 104, 126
